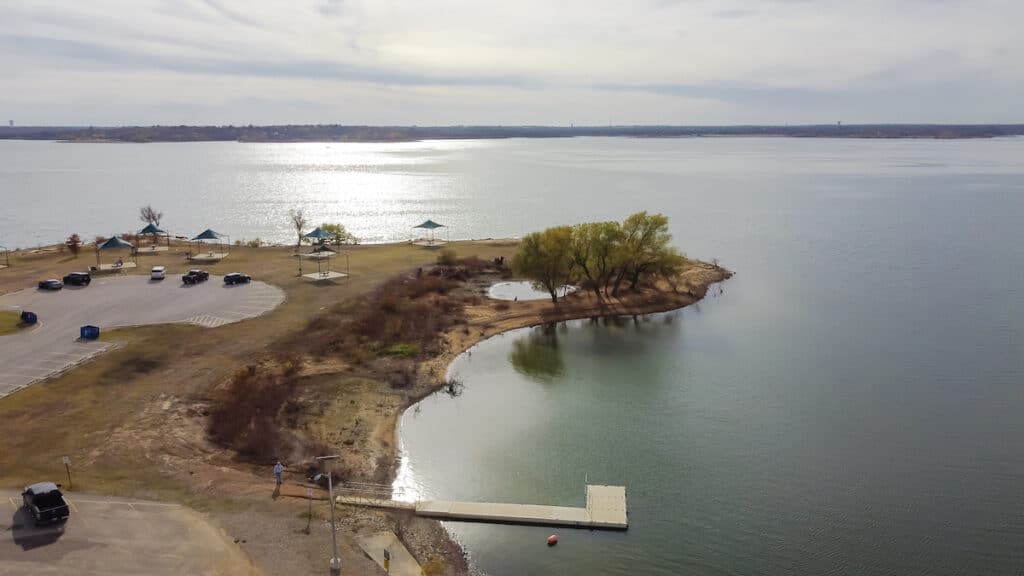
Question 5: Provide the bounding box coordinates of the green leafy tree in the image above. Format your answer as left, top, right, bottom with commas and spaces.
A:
511, 226, 575, 303
570, 221, 623, 298
650, 248, 688, 292
612, 211, 675, 295
320, 223, 355, 246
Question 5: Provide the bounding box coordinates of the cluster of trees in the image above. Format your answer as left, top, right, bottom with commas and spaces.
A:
288, 208, 357, 248
511, 211, 686, 303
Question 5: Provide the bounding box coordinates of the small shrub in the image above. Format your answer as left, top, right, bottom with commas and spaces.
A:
443, 376, 464, 397
101, 350, 166, 381
493, 301, 510, 311
207, 364, 302, 461
281, 355, 303, 376
383, 342, 419, 358
436, 248, 457, 266
387, 362, 417, 389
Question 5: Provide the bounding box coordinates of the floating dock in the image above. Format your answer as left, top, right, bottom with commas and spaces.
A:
336, 484, 627, 530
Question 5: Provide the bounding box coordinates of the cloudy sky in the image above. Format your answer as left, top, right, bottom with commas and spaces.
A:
1, 0, 1020, 125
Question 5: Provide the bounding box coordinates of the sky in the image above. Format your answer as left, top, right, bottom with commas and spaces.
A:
1, 0, 1021, 126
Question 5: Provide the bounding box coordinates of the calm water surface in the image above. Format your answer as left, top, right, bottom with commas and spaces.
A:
4, 137, 1024, 574
388, 137, 1023, 575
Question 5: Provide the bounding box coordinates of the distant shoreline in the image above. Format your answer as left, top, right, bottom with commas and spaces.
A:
3, 123, 1024, 143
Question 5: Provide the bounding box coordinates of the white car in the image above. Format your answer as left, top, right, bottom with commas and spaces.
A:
150, 266, 166, 280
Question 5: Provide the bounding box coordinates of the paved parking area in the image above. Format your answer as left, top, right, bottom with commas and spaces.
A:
0, 275, 285, 398
0, 491, 255, 575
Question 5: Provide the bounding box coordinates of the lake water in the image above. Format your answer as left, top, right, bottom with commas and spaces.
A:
4, 137, 1024, 574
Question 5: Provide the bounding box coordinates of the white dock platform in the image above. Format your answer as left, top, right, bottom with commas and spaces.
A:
188, 252, 229, 263
302, 271, 349, 281
336, 484, 627, 530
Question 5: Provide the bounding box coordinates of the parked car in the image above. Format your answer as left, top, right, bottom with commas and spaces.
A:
223, 272, 252, 285
150, 266, 166, 280
182, 269, 209, 285
22, 482, 70, 526
62, 271, 91, 286
38, 279, 63, 290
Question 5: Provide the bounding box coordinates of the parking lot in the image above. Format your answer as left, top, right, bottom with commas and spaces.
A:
0, 275, 285, 398
0, 490, 256, 575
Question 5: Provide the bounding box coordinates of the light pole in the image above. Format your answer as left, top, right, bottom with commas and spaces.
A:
316, 454, 342, 573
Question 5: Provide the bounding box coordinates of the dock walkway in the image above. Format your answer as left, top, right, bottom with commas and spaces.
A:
336, 484, 627, 530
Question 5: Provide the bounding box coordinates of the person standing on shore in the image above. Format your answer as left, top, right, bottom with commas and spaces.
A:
273, 461, 284, 486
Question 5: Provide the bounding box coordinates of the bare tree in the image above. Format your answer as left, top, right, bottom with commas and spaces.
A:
289, 209, 307, 249
139, 205, 163, 227
66, 233, 81, 257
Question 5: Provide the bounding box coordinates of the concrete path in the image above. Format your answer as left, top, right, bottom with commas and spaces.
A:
0, 491, 256, 575
0, 275, 284, 398
356, 531, 421, 576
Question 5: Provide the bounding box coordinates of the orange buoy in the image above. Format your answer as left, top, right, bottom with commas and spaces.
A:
547, 534, 558, 546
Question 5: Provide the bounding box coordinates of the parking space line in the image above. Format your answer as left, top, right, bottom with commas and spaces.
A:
65, 497, 89, 527
69, 498, 180, 507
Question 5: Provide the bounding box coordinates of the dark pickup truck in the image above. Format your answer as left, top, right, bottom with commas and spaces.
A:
22, 482, 70, 525
182, 269, 210, 285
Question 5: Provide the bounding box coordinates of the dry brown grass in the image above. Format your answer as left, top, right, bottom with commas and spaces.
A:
207, 365, 297, 461
284, 256, 504, 362
0, 310, 24, 335
0, 241, 517, 497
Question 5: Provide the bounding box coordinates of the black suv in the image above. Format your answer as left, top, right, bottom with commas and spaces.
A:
62, 272, 91, 286
22, 482, 70, 525
223, 273, 251, 285
182, 269, 210, 285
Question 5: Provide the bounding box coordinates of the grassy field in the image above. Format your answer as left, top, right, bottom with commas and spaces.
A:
0, 240, 518, 497
0, 310, 23, 335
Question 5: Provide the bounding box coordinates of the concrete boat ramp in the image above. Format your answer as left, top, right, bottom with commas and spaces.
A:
336, 484, 628, 530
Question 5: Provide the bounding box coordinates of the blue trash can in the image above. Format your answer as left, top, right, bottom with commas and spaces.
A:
80, 325, 100, 340
20, 311, 37, 325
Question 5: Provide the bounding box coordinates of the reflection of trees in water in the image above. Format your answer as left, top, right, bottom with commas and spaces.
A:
509, 323, 564, 383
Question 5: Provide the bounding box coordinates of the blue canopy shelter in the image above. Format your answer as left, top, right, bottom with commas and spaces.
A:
95, 236, 135, 267
138, 223, 171, 248
304, 227, 334, 245
413, 219, 448, 246
295, 227, 334, 275
190, 228, 229, 257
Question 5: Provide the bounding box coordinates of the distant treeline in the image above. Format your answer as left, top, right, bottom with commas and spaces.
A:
2, 123, 1024, 143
